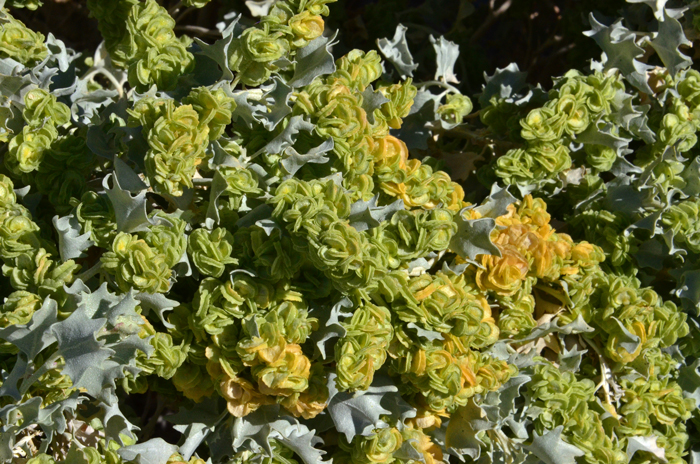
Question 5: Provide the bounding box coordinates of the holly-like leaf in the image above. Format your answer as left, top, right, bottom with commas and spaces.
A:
474, 185, 517, 219
280, 138, 333, 178
650, 11, 692, 75
626, 436, 667, 463
261, 77, 293, 130
361, 85, 390, 124
525, 426, 585, 464
393, 89, 441, 150
445, 401, 491, 460
117, 438, 179, 464
230, 87, 267, 128
678, 359, 700, 405
406, 322, 444, 341
53, 214, 94, 261
326, 373, 395, 442
518, 315, 595, 342
377, 24, 419, 78
0, 298, 58, 360
610, 317, 642, 355
256, 115, 315, 156
674, 269, 700, 316
194, 15, 240, 81
134, 292, 179, 329
232, 405, 295, 455
310, 297, 354, 360
584, 15, 653, 93
274, 422, 330, 464
559, 346, 587, 373
627, 0, 673, 21
430, 35, 460, 84
103, 171, 151, 234
51, 315, 113, 391
449, 211, 500, 260
52, 284, 150, 398
576, 121, 632, 155
479, 63, 528, 108
169, 397, 228, 460
348, 195, 404, 231
288, 33, 338, 88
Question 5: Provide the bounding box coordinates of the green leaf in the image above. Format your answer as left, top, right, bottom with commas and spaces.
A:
117, 438, 179, 464
584, 15, 653, 93
627, 0, 672, 21
52, 284, 150, 398
576, 121, 631, 154
674, 269, 700, 316
261, 77, 292, 130
233, 406, 297, 454
310, 297, 353, 360
53, 214, 94, 261
274, 422, 330, 464
103, 171, 152, 234
680, 157, 700, 196
377, 24, 419, 78
517, 315, 595, 342
626, 436, 667, 463
678, 359, 700, 405
361, 85, 390, 124
445, 401, 491, 460
430, 35, 460, 84
0, 298, 58, 360
348, 195, 404, 231
51, 315, 113, 392
406, 322, 444, 341
280, 138, 333, 179
326, 373, 394, 442
288, 33, 339, 88
559, 346, 587, 373
611, 92, 654, 143
610, 317, 642, 355
449, 211, 500, 260
525, 426, 585, 464
230, 87, 267, 128
169, 397, 228, 460
393, 89, 441, 150
194, 15, 240, 81
474, 185, 517, 219
256, 115, 315, 156
479, 63, 528, 108
649, 11, 692, 75
134, 292, 179, 329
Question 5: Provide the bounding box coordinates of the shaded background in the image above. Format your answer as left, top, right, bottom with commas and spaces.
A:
9, 0, 638, 95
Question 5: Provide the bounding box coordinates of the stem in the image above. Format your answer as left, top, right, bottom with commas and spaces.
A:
175, 6, 196, 23
82, 69, 124, 99
76, 262, 102, 283
416, 80, 461, 94
140, 396, 166, 441
168, 0, 183, 16
19, 352, 61, 396
175, 25, 221, 38
470, 0, 513, 44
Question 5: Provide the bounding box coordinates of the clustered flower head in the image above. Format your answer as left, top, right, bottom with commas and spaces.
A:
1, 1, 699, 464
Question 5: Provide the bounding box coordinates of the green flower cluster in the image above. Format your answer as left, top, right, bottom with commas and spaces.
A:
6, 89, 70, 176
492, 71, 624, 185
0, 8, 46, 65
128, 96, 210, 196
228, 0, 333, 86
86, 0, 194, 91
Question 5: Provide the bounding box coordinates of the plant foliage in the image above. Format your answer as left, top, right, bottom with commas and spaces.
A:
0, 0, 699, 463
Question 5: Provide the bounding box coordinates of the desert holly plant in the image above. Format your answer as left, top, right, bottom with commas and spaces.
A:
0, 0, 699, 463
